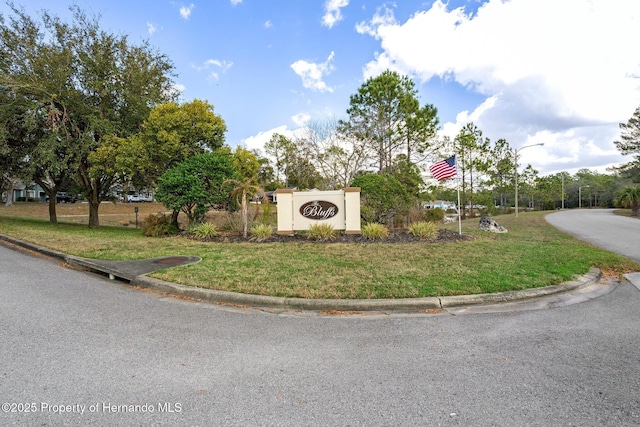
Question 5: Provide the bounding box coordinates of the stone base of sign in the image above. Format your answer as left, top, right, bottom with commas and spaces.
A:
275, 188, 361, 235
344, 230, 362, 235
276, 230, 295, 236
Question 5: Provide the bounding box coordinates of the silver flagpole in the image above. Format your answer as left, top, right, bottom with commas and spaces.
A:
455, 155, 462, 235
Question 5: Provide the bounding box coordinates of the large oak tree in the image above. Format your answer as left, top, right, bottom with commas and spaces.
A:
0, 4, 177, 227
132, 100, 227, 191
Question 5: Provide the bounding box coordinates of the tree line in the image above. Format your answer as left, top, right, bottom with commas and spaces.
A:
2, 4, 639, 229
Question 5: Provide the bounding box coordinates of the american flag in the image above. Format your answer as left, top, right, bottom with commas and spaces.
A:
429, 155, 457, 181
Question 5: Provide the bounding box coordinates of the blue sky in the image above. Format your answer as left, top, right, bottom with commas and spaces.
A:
4, 0, 640, 176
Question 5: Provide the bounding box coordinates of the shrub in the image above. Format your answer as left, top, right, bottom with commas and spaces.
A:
141, 213, 178, 237
351, 173, 411, 225
361, 223, 389, 240
393, 214, 406, 228
258, 202, 277, 225
191, 222, 218, 239
407, 207, 425, 224
220, 211, 243, 233
408, 221, 438, 239
155, 151, 238, 227
306, 223, 337, 241
485, 204, 500, 216
424, 208, 445, 222
249, 223, 274, 242
359, 205, 376, 224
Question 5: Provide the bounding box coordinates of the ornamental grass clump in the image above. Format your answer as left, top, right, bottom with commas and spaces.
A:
141, 213, 178, 237
191, 222, 218, 239
408, 221, 438, 239
306, 223, 337, 241
249, 223, 274, 242
361, 223, 389, 240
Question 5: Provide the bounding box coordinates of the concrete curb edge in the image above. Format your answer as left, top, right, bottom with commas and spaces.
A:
131, 269, 602, 312
0, 233, 602, 312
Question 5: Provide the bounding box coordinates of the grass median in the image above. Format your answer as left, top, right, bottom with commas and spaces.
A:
0, 203, 638, 299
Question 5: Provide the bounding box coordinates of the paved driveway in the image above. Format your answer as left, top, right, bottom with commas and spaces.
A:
1, 215, 640, 426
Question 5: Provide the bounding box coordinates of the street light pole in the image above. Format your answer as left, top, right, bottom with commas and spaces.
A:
514, 143, 544, 218
561, 173, 565, 209
579, 185, 590, 209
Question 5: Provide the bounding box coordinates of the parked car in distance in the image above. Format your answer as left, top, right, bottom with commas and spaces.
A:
55, 192, 77, 203
127, 194, 154, 202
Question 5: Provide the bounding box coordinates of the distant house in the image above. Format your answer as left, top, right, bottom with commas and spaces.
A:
258, 187, 298, 204
1, 180, 46, 203
424, 200, 457, 210
262, 191, 277, 204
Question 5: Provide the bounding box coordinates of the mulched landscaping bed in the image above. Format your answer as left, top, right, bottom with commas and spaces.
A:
190, 228, 472, 244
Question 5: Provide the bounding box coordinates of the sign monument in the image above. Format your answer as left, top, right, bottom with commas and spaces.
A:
275, 188, 361, 235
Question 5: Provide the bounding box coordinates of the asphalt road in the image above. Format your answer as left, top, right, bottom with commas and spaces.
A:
546, 209, 640, 262
1, 210, 639, 426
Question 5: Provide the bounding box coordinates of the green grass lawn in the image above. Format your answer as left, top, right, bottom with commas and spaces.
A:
0, 209, 638, 299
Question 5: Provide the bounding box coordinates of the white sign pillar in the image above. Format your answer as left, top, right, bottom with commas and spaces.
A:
344, 188, 361, 235
275, 189, 295, 235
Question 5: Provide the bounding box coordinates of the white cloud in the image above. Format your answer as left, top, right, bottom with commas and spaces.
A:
240, 126, 293, 155
355, 4, 396, 37
442, 97, 627, 175
291, 51, 336, 93
292, 113, 311, 127
180, 4, 194, 20
204, 59, 233, 72
146, 22, 158, 35
231, 0, 242, 5
322, 0, 349, 29
358, 0, 640, 174
169, 82, 186, 102
192, 59, 234, 82
440, 96, 499, 140
264, 20, 272, 29
240, 117, 311, 155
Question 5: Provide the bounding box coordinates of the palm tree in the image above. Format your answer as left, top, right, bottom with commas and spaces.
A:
616, 186, 640, 217
221, 178, 266, 238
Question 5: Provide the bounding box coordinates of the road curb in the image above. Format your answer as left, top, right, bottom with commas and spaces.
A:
0, 234, 72, 261
131, 275, 443, 311
438, 270, 601, 308
0, 233, 602, 312
131, 269, 601, 312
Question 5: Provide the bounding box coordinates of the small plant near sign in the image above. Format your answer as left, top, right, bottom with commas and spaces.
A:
361, 223, 389, 240
191, 222, 218, 239
306, 223, 337, 241
220, 212, 243, 232
258, 203, 276, 225
249, 223, 274, 242
141, 212, 177, 237
408, 221, 438, 239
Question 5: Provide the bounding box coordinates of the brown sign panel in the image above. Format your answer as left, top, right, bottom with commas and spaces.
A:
299, 200, 339, 220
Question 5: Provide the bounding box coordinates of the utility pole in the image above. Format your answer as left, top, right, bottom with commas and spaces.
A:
514, 143, 544, 217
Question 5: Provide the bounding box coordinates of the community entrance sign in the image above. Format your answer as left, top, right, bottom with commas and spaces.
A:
275, 188, 361, 235
299, 200, 339, 220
